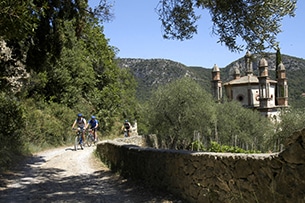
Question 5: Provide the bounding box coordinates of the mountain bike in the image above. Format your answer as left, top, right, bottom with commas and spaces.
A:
123, 129, 130, 137
85, 129, 95, 147
73, 128, 84, 151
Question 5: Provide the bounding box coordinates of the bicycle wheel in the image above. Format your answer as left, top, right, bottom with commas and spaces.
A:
86, 134, 93, 147
74, 136, 78, 151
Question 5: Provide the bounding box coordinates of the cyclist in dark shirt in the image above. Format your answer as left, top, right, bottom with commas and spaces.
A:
86, 115, 99, 142
121, 120, 131, 137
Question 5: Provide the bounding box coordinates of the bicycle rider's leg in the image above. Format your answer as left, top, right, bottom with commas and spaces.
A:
91, 128, 94, 140
93, 128, 97, 141
80, 127, 85, 144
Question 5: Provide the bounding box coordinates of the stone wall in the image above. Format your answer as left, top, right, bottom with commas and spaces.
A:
96, 129, 305, 203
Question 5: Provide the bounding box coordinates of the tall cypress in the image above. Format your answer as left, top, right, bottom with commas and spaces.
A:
275, 46, 282, 105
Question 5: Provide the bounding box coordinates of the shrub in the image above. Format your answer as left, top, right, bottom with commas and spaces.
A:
0, 92, 26, 170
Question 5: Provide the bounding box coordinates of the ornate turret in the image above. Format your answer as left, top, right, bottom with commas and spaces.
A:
276, 62, 288, 106
245, 51, 253, 75
258, 58, 269, 108
233, 64, 241, 79
211, 64, 222, 102
212, 64, 220, 80
259, 58, 269, 77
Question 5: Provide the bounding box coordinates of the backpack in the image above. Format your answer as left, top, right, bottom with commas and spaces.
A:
77, 118, 85, 127
124, 122, 130, 129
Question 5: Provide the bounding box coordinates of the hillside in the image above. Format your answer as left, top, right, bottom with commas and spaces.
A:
116, 58, 212, 100
116, 54, 305, 106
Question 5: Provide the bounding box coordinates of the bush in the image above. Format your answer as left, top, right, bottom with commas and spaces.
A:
22, 99, 76, 151
209, 141, 261, 153
0, 92, 26, 170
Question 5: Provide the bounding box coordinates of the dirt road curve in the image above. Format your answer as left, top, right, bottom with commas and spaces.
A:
0, 144, 181, 203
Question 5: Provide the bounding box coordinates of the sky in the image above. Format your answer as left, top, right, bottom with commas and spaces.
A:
89, 0, 305, 68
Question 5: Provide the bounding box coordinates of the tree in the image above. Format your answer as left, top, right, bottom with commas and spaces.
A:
270, 107, 305, 152
146, 77, 216, 149
215, 100, 273, 152
156, 0, 296, 52
0, 0, 42, 41
0, 0, 114, 72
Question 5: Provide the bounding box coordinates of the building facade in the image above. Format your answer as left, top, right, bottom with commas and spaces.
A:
211, 52, 289, 119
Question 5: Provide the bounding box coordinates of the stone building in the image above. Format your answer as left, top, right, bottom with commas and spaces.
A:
211, 51, 289, 119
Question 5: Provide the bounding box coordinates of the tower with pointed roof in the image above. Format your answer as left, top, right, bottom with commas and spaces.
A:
276, 62, 288, 106
211, 64, 222, 102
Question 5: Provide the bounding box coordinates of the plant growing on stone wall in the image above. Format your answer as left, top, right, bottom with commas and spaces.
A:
208, 141, 261, 153
190, 140, 206, 151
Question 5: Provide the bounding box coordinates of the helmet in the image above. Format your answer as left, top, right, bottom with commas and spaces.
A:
91, 116, 96, 119
125, 120, 128, 122
77, 113, 82, 117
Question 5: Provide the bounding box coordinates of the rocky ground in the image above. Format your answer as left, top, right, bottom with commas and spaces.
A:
0, 143, 182, 203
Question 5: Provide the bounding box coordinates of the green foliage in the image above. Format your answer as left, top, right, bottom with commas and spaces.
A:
146, 77, 216, 149
144, 78, 274, 152
190, 140, 206, 151
189, 140, 261, 153
215, 100, 273, 152
156, 0, 296, 52
209, 141, 261, 154
0, 92, 26, 170
276, 47, 282, 71
266, 107, 305, 152
0, 0, 138, 171
22, 99, 75, 150
0, 0, 42, 41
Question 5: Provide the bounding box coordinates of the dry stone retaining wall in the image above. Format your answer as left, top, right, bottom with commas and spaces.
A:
96, 129, 305, 203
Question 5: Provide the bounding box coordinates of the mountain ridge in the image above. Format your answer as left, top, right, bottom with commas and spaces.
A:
116, 53, 305, 106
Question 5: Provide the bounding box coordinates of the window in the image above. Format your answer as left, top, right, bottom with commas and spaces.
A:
236, 94, 244, 102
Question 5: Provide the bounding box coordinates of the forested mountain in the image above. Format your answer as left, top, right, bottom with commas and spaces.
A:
116, 54, 305, 107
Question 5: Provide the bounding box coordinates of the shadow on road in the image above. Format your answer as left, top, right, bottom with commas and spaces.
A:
0, 154, 180, 203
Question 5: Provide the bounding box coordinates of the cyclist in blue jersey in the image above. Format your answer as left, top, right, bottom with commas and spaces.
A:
86, 116, 99, 142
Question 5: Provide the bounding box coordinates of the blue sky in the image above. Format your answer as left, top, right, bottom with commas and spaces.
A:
89, 1, 305, 68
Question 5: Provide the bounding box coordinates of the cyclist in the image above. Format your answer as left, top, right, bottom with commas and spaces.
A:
121, 119, 131, 137
86, 115, 99, 142
71, 113, 87, 147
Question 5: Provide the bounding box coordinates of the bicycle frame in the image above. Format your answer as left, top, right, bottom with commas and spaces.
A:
85, 129, 95, 147
74, 128, 84, 151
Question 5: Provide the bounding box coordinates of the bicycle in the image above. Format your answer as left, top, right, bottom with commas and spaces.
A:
123, 129, 130, 137
85, 129, 95, 147
73, 127, 85, 151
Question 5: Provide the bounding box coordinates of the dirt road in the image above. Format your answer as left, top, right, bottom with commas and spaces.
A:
0, 144, 181, 203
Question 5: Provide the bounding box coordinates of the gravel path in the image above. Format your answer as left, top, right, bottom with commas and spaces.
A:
0, 144, 181, 203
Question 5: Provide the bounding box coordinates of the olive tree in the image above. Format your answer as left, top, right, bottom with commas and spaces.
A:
156, 0, 296, 52
269, 107, 305, 152
147, 77, 216, 149
215, 100, 274, 152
